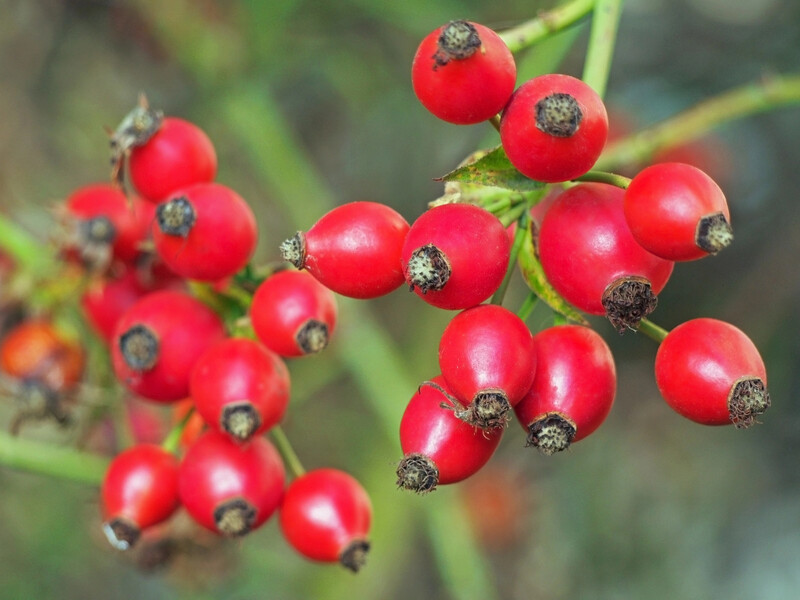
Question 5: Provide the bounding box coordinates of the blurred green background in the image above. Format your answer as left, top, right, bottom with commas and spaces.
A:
1, 0, 800, 598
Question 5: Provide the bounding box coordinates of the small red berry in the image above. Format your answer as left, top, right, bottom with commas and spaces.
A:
101, 444, 180, 550
624, 162, 733, 261
654, 318, 770, 427
280, 468, 372, 572
250, 270, 338, 357
538, 183, 674, 332
411, 21, 516, 125
152, 183, 257, 281
178, 430, 285, 537
438, 305, 536, 428
396, 376, 503, 494
500, 74, 609, 182
281, 201, 410, 299
190, 338, 291, 442
401, 204, 510, 310
514, 325, 616, 454
111, 290, 226, 402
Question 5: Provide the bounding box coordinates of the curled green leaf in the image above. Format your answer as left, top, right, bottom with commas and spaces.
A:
436, 146, 544, 192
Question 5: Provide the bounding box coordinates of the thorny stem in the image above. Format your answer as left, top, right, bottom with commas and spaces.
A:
637, 317, 670, 343
596, 73, 800, 170
499, 0, 595, 53
582, 0, 625, 98
491, 212, 529, 306
270, 425, 306, 478
576, 170, 632, 188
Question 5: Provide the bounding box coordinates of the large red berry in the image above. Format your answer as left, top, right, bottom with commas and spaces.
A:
500, 74, 609, 182
396, 376, 503, 494
178, 430, 285, 537
101, 444, 180, 550
280, 469, 372, 572
190, 338, 290, 442
111, 290, 226, 402
654, 318, 770, 428
129, 117, 217, 202
401, 204, 510, 310
438, 305, 536, 428
514, 325, 616, 454
250, 270, 338, 357
152, 183, 257, 282
281, 201, 410, 299
538, 183, 674, 332
411, 20, 516, 125
624, 162, 733, 261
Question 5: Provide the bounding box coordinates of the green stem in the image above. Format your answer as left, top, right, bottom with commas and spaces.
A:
517, 291, 539, 321
637, 318, 669, 343
488, 114, 501, 132
0, 212, 54, 273
596, 73, 800, 170
581, 0, 624, 98
575, 170, 631, 188
0, 431, 108, 485
499, 201, 530, 228
270, 425, 306, 478
162, 406, 194, 455
491, 212, 529, 306
499, 0, 596, 53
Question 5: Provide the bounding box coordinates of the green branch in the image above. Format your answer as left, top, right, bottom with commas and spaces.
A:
499, 0, 595, 53
0, 431, 108, 485
582, 0, 624, 98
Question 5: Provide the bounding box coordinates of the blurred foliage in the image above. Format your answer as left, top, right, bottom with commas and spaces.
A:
1, 0, 800, 599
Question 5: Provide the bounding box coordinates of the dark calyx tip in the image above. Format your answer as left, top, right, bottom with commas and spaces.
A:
535, 93, 583, 137
525, 413, 577, 455
696, 212, 733, 254
297, 319, 330, 354
433, 20, 481, 67
340, 539, 371, 573
279, 232, 306, 269
103, 518, 141, 551
119, 324, 159, 371
396, 453, 439, 494
221, 402, 261, 441
602, 276, 658, 333
156, 196, 196, 237
214, 498, 257, 537
467, 390, 511, 429
406, 244, 451, 294
110, 101, 164, 164
80, 216, 117, 245
729, 377, 770, 429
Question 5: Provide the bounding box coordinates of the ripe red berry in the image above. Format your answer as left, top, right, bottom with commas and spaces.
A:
111, 290, 226, 402
178, 430, 285, 537
280, 468, 372, 572
190, 338, 291, 441
250, 270, 338, 357
624, 162, 733, 261
401, 204, 510, 310
101, 444, 180, 550
281, 201, 410, 299
411, 20, 516, 125
396, 376, 503, 494
152, 183, 257, 282
538, 183, 674, 332
438, 305, 536, 428
514, 325, 616, 454
128, 117, 217, 202
500, 74, 609, 182
654, 318, 770, 428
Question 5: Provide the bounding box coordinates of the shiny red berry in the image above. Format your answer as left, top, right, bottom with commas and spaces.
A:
411, 20, 516, 125
514, 325, 616, 454
438, 305, 536, 428
538, 183, 674, 332
281, 201, 410, 299
152, 183, 257, 282
500, 74, 609, 182
190, 338, 290, 442
624, 162, 733, 261
101, 444, 180, 550
280, 468, 372, 572
111, 290, 226, 402
178, 430, 285, 537
396, 376, 503, 494
654, 318, 770, 427
401, 204, 510, 310
250, 270, 338, 357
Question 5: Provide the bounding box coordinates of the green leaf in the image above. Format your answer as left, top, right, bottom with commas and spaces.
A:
436, 146, 545, 192
517, 225, 588, 325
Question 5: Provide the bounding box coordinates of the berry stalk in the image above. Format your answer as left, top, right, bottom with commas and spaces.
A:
270, 424, 306, 478
581, 0, 625, 98
499, 0, 595, 53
